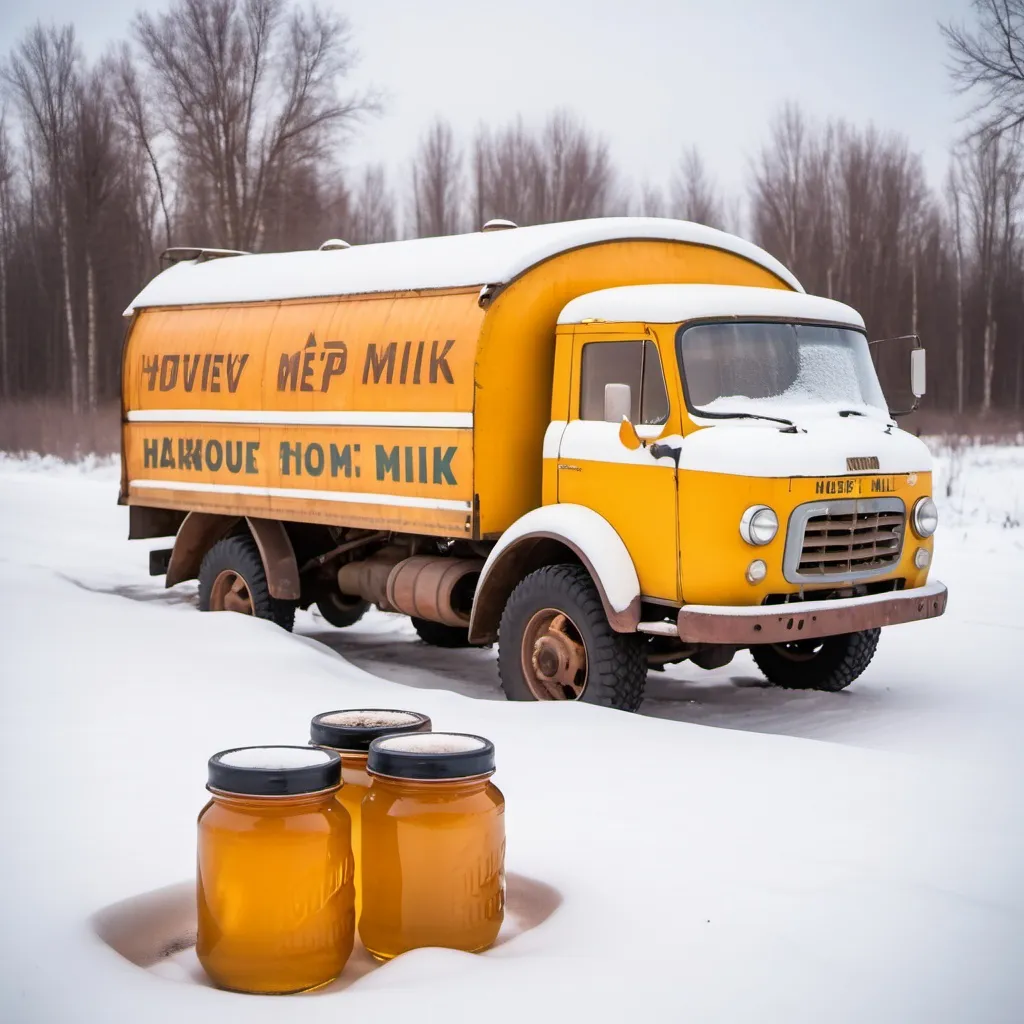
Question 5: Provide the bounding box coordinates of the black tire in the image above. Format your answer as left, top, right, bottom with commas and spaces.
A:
751, 628, 880, 692
411, 617, 473, 648
198, 534, 296, 632
316, 592, 370, 628
497, 564, 647, 712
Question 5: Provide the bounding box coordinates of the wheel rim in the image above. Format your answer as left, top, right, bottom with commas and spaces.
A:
521, 608, 588, 701
769, 640, 826, 663
209, 570, 254, 615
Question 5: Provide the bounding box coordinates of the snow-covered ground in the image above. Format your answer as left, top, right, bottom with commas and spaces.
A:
1, 443, 1023, 1023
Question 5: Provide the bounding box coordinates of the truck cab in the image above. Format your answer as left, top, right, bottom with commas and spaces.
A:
474, 283, 945, 704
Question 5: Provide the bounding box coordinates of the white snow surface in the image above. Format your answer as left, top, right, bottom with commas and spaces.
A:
216, 746, 335, 770
678, 416, 934, 477
2, 441, 1024, 1022
375, 733, 488, 755
475, 503, 641, 614
558, 283, 861, 326
124, 218, 802, 313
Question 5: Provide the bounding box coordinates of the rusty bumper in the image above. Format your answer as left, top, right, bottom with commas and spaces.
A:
672, 581, 948, 646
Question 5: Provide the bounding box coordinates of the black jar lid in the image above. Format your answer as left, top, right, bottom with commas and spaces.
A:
310, 709, 432, 753
367, 732, 495, 781
208, 745, 341, 796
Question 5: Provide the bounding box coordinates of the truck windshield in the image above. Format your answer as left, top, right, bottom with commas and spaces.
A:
677, 321, 888, 419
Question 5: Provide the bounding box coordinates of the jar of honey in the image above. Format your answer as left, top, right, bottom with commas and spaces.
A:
196, 746, 354, 994
359, 733, 505, 961
309, 709, 431, 917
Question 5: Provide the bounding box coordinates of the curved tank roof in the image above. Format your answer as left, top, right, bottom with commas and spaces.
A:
124, 217, 802, 315
558, 284, 863, 328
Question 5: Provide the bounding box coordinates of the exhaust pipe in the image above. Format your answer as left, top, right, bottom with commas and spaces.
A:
337, 554, 484, 626
336, 547, 406, 611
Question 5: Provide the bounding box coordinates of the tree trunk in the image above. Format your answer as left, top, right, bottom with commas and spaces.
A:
0, 212, 7, 400
954, 221, 964, 416
982, 316, 996, 415
911, 257, 918, 336
58, 194, 80, 415
86, 245, 97, 410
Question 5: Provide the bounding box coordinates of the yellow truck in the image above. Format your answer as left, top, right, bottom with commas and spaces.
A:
121, 217, 947, 711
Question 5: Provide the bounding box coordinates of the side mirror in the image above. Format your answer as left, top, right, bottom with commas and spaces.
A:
910, 348, 926, 398
604, 383, 632, 423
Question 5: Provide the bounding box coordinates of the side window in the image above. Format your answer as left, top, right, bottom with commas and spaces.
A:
579, 341, 669, 425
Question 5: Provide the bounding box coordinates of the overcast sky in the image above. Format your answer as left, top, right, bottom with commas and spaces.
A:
0, 0, 974, 216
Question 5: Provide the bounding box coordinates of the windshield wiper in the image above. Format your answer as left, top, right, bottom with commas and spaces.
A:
837, 409, 865, 417
714, 411, 798, 429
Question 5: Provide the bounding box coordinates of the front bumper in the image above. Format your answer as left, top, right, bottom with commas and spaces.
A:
638, 581, 947, 645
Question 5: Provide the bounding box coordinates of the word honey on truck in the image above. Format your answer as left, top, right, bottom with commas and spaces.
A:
121, 217, 947, 711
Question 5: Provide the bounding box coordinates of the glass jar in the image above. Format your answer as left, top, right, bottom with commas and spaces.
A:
360, 733, 505, 961
196, 746, 354, 994
309, 709, 431, 918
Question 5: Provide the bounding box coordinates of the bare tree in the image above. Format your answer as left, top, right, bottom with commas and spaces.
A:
411, 118, 463, 237
3, 23, 82, 413
346, 163, 396, 243
958, 132, 1024, 412
133, 0, 373, 251
943, 1, 1024, 139
112, 45, 173, 250
948, 164, 968, 414
637, 181, 666, 218
73, 68, 119, 409
670, 146, 724, 228
471, 119, 540, 226
0, 112, 12, 399
536, 110, 614, 222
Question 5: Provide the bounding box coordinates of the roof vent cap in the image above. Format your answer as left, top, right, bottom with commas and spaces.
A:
481, 219, 518, 232
319, 238, 351, 251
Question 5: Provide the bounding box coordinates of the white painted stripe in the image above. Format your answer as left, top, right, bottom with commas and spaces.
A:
558, 420, 682, 466
130, 479, 472, 512
127, 409, 473, 428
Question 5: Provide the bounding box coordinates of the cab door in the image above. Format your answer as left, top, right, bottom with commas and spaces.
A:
556, 333, 680, 603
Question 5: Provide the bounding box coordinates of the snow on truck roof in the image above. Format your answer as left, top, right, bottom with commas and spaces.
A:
123, 217, 803, 315
557, 284, 864, 329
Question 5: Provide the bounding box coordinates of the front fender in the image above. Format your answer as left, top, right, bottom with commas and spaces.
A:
468, 505, 642, 644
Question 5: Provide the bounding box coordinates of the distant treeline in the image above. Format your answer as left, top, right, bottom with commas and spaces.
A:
0, 0, 1023, 421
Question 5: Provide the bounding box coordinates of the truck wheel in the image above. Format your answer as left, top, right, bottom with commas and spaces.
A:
198, 535, 296, 632
316, 592, 369, 628
751, 628, 880, 692
497, 564, 646, 711
411, 617, 473, 648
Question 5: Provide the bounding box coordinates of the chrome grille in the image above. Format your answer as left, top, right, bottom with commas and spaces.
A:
784, 498, 906, 583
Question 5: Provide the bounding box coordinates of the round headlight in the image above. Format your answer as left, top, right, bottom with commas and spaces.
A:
912, 497, 938, 539
740, 505, 779, 546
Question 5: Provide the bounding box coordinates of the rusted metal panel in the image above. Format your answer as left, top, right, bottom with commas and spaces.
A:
676, 583, 948, 645
245, 517, 300, 601
468, 531, 642, 644
165, 512, 239, 588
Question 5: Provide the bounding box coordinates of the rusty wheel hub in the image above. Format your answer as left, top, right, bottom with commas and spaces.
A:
210, 570, 254, 615
521, 608, 588, 701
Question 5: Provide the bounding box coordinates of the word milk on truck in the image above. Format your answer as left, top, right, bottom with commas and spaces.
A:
121, 217, 947, 711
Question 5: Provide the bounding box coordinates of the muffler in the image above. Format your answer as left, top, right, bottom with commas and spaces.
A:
386, 556, 484, 627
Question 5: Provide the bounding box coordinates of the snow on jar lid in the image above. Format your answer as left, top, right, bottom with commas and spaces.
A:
208, 745, 341, 796
367, 732, 495, 781
309, 709, 432, 753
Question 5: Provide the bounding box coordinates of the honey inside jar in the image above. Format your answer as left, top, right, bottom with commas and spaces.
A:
196, 745, 354, 994
359, 732, 505, 961
309, 708, 431, 918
